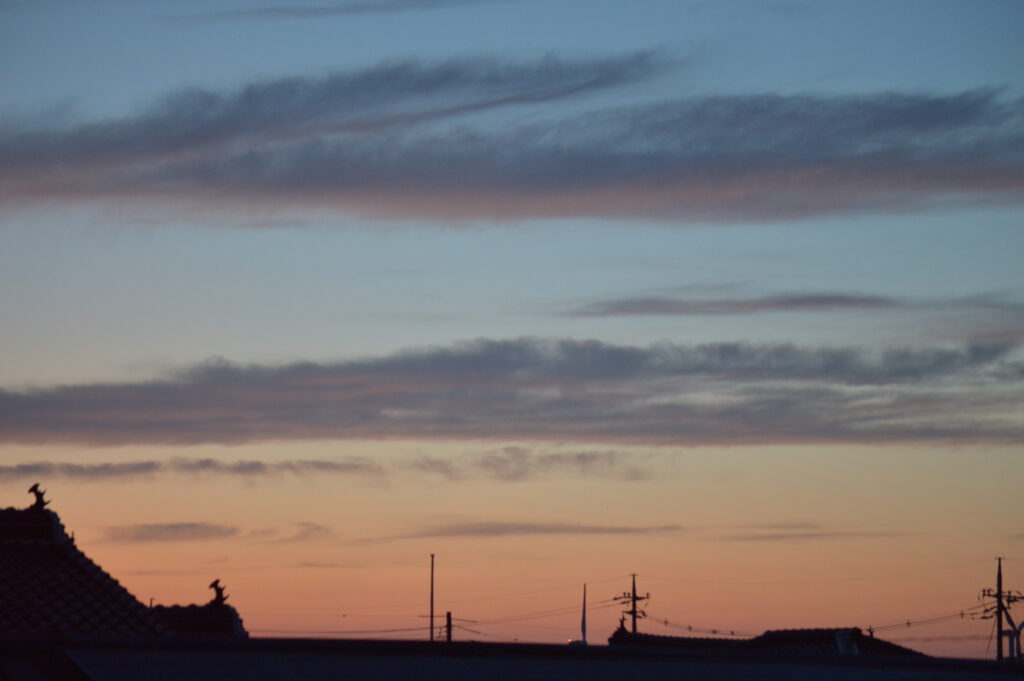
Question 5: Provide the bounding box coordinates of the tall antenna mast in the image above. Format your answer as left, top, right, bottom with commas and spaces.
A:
429, 553, 435, 642
581, 583, 587, 644
998, 557, 1004, 662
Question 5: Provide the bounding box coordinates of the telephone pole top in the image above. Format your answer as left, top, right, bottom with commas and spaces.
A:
615, 574, 650, 634
980, 557, 1023, 662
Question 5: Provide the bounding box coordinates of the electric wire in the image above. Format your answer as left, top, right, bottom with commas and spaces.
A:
443, 575, 629, 606
474, 600, 620, 626
252, 561, 1013, 646
890, 635, 993, 643
452, 625, 530, 642
869, 603, 989, 632
251, 625, 429, 636
645, 611, 755, 638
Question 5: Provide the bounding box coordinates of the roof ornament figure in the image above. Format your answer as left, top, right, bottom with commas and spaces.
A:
209, 579, 228, 605
27, 483, 49, 510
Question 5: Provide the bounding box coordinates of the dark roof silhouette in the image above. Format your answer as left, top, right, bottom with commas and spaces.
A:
607, 627, 739, 650
0, 504, 166, 638
1, 490, 246, 641
608, 624, 922, 658
742, 627, 923, 657
5, 637, 1019, 681
152, 603, 247, 640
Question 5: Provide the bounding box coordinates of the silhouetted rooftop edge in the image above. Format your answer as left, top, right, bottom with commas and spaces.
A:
1, 485, 246, 640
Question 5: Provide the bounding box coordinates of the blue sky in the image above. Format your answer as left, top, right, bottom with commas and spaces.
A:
1, 0, 1023, 655
2, 0, 1022, 450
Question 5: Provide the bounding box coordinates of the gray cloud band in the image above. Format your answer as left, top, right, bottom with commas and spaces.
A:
0, 458, 384, 480
0, 449, 650, 484
102, 522, 238, 543
1, 55, 1020, 222
0, 338, 1020, 446
167, 0, 515, 21
382, 521, 684, 540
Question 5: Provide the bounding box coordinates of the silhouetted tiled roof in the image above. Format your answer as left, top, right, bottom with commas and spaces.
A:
0, 506, 166, 639
743, 627, 923, 657
608, 625, 923, 657
607, 626, 739, 649
152, 602, 248, 639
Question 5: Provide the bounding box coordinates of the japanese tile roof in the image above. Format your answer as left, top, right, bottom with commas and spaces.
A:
152, 602, 248, 639
0, 504, 167, 639
607, 627, 740, 650
608, 625, 923, 657
742, 627, 924, 657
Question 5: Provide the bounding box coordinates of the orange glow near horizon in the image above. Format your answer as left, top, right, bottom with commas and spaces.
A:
2, 439, 1020, 659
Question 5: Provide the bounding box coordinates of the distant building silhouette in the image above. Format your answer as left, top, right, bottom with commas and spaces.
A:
608, 622, 923, 657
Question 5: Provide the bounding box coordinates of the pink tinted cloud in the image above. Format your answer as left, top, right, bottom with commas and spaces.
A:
0, 338, 1019, 447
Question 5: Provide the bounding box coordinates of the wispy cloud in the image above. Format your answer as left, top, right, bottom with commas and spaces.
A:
2, 57, 1021, 223
262, 522, 336, 543
408, 446, 652, 482
715, 530, 909, 542
567, 293, 902, 317
565, 291, 1024, 340
0, 448, 651, 486
0, 53, 658, 204
1, 338, 1020, 447
0, 457, 383, 481
467, 446, 649, 481
0, 461, 162, 480
563, 290, 1024, 348
170, 457, 384, 478
103, 522, 239, 543
295, 560, 360, 569
382, 521, 683, 541
167, 0, 513, 21
734, 522, 824, 531
700, 521, 909, 542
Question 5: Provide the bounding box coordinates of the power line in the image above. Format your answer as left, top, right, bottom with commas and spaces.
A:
251, 625, 429, 636
443, 575, 630, 605
646, 612, 755, 638
475, 600, 619, 626
890, 635, 992, 643
870, 603, 989, 632
452, 625, 532, 642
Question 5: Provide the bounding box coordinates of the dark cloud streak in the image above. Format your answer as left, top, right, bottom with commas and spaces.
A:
715, 530, 909, 542
468, 446, 649, 481
0, 338, 1019, 446
568, 293, 902, 317
388, 521, 683, 540
2, 59, 1021, 222
0, 53, 658, 175
103, 522, 239, 543
0, 457, 383, 480
168, 0, 513, 21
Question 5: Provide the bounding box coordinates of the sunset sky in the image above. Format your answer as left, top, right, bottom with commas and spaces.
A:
2, 0, 1023, 658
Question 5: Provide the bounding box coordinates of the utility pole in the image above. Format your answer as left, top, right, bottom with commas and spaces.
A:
614, 574, 650, 634
982, 557, 1007, 661
446, 611, 453, 642
981, 557, 1023, 662
429, 553, 435, 642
